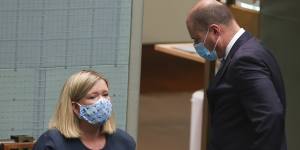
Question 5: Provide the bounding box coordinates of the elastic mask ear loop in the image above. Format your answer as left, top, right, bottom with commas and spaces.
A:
72, 101, 81, 107
203, 29, 209, 44
213, 37, 220, 50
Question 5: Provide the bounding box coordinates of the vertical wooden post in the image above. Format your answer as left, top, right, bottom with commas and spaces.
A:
201, 60, 215, 150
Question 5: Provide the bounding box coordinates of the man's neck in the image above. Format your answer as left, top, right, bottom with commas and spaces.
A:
224, 23, 240, 48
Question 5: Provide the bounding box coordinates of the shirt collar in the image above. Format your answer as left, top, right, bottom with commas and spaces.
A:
223, 28, 245, 60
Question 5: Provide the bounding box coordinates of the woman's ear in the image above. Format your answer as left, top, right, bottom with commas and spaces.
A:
72, 102, 80, 116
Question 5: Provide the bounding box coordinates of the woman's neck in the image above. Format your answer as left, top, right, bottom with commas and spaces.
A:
79, 121, 106, 150
79, 121, 103, 138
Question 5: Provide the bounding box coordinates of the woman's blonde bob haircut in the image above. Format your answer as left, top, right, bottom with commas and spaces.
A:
49, 70, 116, 138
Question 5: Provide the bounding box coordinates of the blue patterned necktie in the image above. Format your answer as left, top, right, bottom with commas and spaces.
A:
220, 59, 226, 69
221, 58, 226, 65
216, 59, 226, 74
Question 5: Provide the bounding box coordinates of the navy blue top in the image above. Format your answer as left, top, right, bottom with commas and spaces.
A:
33, 128, 136, 150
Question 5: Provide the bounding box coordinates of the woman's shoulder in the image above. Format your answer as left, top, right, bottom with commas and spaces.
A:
113, 129, 132, 138
33, 128, 82, 150
106, 128, 136, 149
33, 129, 61, 149
110, 128, 135, 143
39, 128, 65, 141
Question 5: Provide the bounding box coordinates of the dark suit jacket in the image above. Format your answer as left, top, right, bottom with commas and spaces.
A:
207, 32, 287, 150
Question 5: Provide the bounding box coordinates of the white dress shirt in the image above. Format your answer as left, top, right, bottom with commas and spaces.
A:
216, 28, 245, 74
223, 28, 245, 60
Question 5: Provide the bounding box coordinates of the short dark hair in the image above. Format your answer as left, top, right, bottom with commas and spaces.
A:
191, 3, 234, 31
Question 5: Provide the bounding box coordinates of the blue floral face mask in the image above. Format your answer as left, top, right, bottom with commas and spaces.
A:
75, 97, 112, 125
194, 29, 219, 61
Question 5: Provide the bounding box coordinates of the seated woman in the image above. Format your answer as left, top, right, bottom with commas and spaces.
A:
33, 70, 136, 150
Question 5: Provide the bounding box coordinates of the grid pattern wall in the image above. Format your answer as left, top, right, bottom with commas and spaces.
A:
0, 0, 132, 138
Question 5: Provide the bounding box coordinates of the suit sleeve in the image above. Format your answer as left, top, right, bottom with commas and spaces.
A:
234, 55, 285, 150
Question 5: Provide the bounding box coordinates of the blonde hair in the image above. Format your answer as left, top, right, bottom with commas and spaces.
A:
49, 70, 116, 138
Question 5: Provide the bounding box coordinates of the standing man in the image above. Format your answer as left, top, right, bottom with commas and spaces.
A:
186, 0, 287, 150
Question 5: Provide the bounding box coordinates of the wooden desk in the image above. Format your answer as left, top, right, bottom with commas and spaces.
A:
1, 142, 34, 150
154, 43, 220, 67
154, 43, 206, 63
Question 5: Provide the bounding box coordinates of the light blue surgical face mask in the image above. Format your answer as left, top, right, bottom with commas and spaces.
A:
75, 97, 112, 125
194, 29, 219, 61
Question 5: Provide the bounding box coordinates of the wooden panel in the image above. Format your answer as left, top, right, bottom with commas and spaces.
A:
261, 0, 300, 149
140, 45, 204, 93
229, 5, 260, 37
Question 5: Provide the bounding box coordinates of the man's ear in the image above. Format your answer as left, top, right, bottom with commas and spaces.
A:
209, 24, 221, 36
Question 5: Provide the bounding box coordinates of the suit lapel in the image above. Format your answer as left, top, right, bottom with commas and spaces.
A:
210, 32, 252, 87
